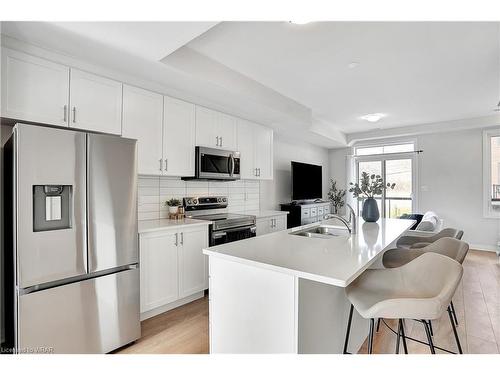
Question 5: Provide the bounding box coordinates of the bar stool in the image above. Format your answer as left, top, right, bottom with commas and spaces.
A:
343, 253, 463, 354
382, 237, 469, 328
396, 228, 464, 250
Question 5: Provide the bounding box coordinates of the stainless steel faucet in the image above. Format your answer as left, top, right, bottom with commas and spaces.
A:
323, 203, 357, 234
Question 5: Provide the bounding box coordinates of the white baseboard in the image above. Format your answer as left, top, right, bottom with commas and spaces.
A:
469, 243, 499, 253
140, 291, 205, 321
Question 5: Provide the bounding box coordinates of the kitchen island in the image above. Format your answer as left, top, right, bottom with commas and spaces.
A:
203, 218, 415, 354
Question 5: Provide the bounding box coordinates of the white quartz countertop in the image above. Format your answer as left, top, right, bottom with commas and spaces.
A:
138, 218, 211, 234
240, 210, 289, 219
203, 218, 415, 287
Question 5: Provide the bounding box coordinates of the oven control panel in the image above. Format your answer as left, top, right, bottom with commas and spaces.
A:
183, 196, 228, 211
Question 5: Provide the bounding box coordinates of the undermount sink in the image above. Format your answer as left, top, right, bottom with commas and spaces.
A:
290, 224, 350, 239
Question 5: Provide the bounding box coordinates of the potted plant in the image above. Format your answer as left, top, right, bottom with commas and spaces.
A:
327, 179, 346, 214
165, 198, 182, 215
349, 172, 396, 222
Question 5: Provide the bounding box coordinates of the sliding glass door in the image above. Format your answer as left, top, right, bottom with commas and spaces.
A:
355, 155, 415, 218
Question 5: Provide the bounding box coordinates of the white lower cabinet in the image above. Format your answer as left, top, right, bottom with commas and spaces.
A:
256, 215, 287, 236
140, 231, 179, 313
139, 225, 208, 318
178, 226, 209, 298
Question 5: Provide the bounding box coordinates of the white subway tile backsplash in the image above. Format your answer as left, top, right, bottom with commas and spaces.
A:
138, 176, 260, 220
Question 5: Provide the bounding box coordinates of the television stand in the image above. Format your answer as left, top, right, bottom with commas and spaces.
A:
280, 201, 332, 228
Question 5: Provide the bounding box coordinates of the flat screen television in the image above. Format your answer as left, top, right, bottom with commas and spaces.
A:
291, 161, 322, 201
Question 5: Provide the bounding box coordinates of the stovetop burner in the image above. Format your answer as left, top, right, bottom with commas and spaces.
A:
183, 196, 256, 231
192, 213, 252, 221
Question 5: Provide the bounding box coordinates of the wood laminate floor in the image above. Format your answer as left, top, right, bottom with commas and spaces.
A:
116, 250, 499, 354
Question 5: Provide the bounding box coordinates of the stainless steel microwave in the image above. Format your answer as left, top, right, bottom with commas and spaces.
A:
189, 146, 240, 181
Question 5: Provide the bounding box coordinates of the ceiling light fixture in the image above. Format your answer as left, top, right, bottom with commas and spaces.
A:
360, 113, 387, 122
348, 62, 360, 69
288, 20, 311, 25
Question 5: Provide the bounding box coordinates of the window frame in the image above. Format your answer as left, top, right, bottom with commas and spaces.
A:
483, 128, 500, 218
353, 139, 419, 218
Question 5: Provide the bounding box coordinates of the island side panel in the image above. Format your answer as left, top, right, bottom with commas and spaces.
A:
298, 278, 369, 354
208, 256, 298, 353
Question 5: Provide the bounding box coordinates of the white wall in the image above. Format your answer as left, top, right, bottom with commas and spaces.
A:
260, 134, 330, 210
329, 127, 500, 250
417, 128, 499, 250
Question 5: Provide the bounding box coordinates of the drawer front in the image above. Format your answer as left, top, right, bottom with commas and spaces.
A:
301, 208, 310, 219
310, 207, 318, 216
318, 207, 324, 216
324, 206, 331, 214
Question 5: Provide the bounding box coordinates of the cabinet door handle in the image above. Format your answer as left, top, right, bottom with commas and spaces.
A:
216, 136, 219, 147
175, 233, 178, 246
220, 136, 223, 147
164, 158, 168, 172
254, 168, 258, 177
72, 107, 76, 123
159, 159, 163, 171
257, 168, 261, 177
180, 232, 184, 245
63, 105, 67, 122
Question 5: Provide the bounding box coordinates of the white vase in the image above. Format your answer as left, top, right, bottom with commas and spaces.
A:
168, 206, 178, 215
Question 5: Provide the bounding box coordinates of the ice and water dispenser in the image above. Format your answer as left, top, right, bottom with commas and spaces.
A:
33, 185, 72, 232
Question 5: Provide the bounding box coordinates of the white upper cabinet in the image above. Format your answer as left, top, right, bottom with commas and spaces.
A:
237, 119, 257, 179
254, 124, 273, 180
163, 96, 196, 177
195, 106, 237, 150
237, 119, 273, 180
69, 69, 123, 135
217, 112, 238, 150
122, 85, 164, 176
1, 48, 70, 127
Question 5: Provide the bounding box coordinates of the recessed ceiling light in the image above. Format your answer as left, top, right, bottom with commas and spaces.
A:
348, 62, 360, 69
360, 113, 387, 122
288, 20, 311, 25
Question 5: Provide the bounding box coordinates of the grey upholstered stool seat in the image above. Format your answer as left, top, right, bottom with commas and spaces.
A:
381, 237, 469, 337
396, 228, 464, 250
343, 253, 463, 354
383, 237, 469, 269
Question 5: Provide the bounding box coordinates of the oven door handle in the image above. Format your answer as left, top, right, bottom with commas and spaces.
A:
212, 231, 227, 239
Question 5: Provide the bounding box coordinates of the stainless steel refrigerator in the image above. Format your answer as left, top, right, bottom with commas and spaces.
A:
2, 123, 140, 353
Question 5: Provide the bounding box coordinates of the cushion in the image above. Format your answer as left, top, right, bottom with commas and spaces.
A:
399, 213, 424, 230
416, 220, 436, 231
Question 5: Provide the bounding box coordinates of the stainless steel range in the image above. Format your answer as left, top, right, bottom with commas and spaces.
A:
183, 196, 256, 246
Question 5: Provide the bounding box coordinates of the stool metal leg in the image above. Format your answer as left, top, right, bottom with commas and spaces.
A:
343, 304, 354, 354
376, 318, 381, 332
368, 318, 375, 354
448, 306, 463, 354
400, 319, 408, 354
450, 300, 459, 326
422, 320, 436, 354
428, 320, 434, 336
396, 320, 401, 354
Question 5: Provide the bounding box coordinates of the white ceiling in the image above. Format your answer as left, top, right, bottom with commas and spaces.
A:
1, 21, 499, 147
187, 22, 500, 133
31, 22, 218, 61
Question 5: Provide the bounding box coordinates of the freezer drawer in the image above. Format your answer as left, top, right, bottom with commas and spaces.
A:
87, 133, 138, 272
18, 268, 140, 354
